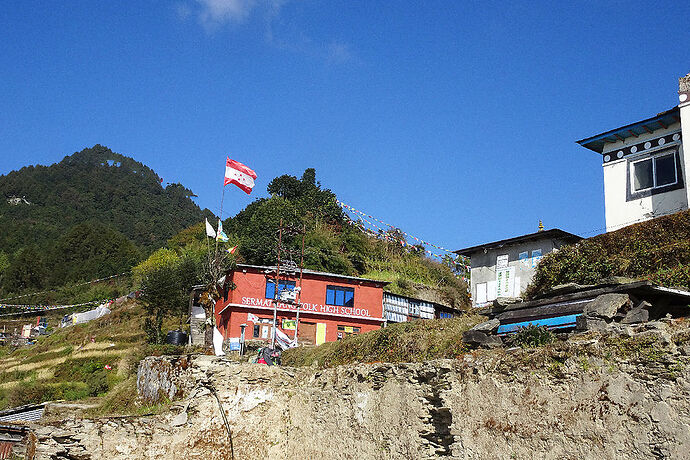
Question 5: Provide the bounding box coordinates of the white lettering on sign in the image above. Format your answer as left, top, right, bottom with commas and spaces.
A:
239, 297, 371, 318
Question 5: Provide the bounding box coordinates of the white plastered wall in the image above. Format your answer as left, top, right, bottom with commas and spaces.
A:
680, 95, 690, 206
602, 122, 687, 232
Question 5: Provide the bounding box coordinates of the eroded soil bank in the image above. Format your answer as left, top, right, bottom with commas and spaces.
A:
32, 332, 690, 459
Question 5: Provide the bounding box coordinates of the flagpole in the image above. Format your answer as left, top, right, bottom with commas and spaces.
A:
215, 170, 227, 259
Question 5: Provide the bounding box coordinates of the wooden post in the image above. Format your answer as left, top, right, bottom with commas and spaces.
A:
294, 223, 305, 345
271, 219, 283, 349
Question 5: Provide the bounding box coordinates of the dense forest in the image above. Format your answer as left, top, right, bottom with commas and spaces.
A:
0, 145, 210, 295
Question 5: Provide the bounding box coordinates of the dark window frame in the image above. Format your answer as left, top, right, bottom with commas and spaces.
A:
326, 285, 355, 307
253, 324, 260, 338
626, 148, 684, 201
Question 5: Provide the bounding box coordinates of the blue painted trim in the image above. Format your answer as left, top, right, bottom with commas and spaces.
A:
497, 314, 581, 334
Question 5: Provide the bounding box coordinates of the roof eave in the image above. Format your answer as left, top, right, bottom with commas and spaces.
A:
454, 229, 582, 257
576, 107, 680, 154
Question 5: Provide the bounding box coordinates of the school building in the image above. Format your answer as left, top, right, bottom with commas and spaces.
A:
214, 264, 387, 346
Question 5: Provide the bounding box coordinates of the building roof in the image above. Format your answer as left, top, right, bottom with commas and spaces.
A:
0, 403, 46, 423
235, 264, 390, 286
576, 107, 681, 154
454, 229, 581, 257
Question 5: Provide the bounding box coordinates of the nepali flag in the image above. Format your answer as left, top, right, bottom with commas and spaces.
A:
224, 158, 257, 194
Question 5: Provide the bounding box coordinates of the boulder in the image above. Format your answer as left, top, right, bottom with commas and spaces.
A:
462, 330, 503, 348
471, 319, 501, 333
576, 316, 608, 332
547, 283, 587, 295
583, 293, 631, 319
492, 297, 523, 308
621, 306, 649, 324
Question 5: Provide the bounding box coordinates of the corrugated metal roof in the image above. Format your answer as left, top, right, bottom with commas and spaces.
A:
0, 404, 45, 423
576, 107, 681, 154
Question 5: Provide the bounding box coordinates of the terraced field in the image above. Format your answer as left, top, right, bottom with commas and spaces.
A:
0, 299, 158, 412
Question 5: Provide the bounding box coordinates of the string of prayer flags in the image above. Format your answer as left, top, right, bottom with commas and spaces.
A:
216, 220, 229, 242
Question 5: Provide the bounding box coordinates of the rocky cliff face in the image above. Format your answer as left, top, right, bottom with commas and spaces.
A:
32, 331, 690, 460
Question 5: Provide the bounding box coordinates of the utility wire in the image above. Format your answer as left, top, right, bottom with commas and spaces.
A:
0, 272, 132, 303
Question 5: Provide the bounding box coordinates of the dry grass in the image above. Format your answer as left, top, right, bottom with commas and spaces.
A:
282, 314, 484, 368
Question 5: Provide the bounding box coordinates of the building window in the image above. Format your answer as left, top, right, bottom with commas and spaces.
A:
632, 152, 677, 191
265, 279, 296, 299
627, 149, 682, 200
326, 285, 354, 307
253, 324, 260, 338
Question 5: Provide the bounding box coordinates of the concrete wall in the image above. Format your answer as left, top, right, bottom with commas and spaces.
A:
469, 236, 572, 307
602, 123, 687, 232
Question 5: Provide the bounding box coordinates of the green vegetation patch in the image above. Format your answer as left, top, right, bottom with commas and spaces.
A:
0, 381, 90, 408
53, 356, 119, 396
0, 369, 37, 384
282, 315, 483, 368
21, 346, 74, 365
526, 209, 690, 298
511, 325, 555, 348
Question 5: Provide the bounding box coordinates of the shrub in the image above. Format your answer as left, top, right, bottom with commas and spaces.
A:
512, 325, 555, 348
53, 357, 117, 396
525, 209, 690, 298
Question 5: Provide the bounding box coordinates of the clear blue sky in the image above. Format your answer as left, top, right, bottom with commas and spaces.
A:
1, 1, 689, 252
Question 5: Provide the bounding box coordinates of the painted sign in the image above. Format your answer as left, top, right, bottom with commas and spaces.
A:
282, 319, 296, 330
496, 254, 509, 269
496, 266, 515, 298
240, 297, 373, 318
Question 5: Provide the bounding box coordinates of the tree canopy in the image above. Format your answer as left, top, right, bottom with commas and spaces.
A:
0, 145, 211, 296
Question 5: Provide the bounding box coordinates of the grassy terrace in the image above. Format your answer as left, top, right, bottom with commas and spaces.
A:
0, 300, 186, 415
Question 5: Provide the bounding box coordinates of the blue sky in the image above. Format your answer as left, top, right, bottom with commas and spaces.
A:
1, 1, 689, 253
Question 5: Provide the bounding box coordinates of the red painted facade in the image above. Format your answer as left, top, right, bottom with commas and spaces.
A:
215, 265, 386, 345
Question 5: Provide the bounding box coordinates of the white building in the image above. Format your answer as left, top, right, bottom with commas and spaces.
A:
455, 227, 581, 308
577, 73, 690, 232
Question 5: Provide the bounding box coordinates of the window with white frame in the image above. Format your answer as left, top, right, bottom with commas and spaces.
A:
631, 151, 678, 193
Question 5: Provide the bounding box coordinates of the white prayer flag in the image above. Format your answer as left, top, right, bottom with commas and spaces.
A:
205, 218, 216, 238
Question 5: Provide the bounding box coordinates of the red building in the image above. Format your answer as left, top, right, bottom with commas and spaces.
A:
215, 264, 387, 346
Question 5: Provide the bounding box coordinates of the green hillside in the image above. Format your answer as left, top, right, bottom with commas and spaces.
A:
0, 145, 210, 296
221, 169, 469, 308
525, 209, 690, 298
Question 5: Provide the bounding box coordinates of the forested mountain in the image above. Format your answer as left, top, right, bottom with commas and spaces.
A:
0, 147, 467, 308
0, 145, 210, 294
